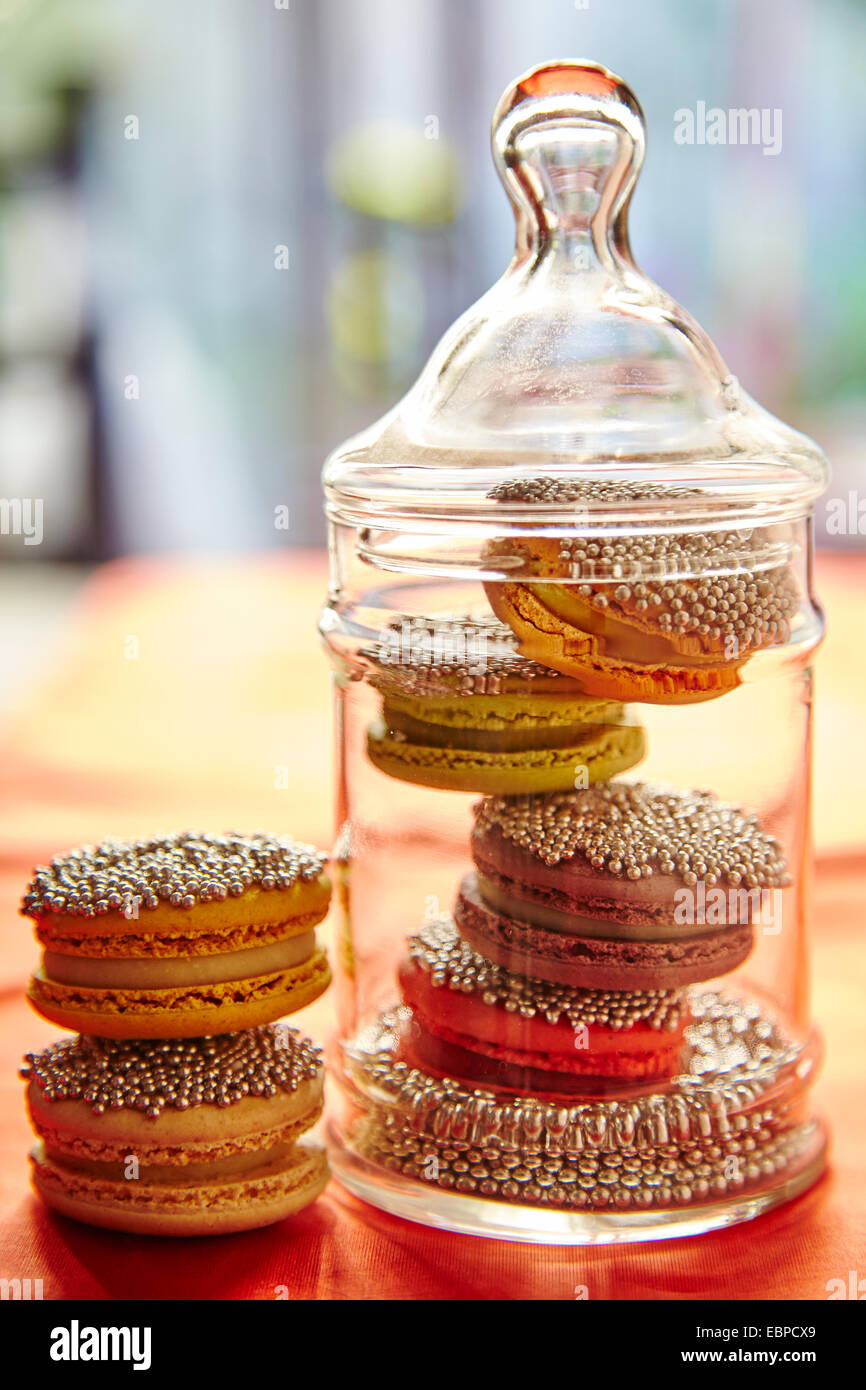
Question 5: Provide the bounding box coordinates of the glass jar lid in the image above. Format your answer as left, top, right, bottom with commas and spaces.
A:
323, 60, 828, 536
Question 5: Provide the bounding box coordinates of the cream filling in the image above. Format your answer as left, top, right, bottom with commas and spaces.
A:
476, 875, 722, 940
43, 932, 316, 989
43, 1140, 297, 1185
382, 704, 601, 752
529, 582, 698, 664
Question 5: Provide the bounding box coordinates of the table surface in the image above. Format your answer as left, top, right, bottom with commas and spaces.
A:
0, 550, 864, 1300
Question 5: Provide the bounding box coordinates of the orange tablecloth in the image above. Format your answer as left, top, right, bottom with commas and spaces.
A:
0, 550, 864, 1299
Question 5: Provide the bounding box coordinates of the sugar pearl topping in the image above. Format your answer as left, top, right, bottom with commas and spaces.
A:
409, 918, 682, 1031
364, 612, 568, 696
488, 477, 799, 657
475, 782, 790, 888
489, 478, 702, 506
20, 1026, 322, 1118
21, 830, 328, 919
360, 1116, 813, 1212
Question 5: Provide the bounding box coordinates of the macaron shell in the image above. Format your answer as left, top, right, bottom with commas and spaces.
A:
26, 948, 331, 1038
30, 1140, 329, 1236
370, 663, 587, 700
28, 873, 332, 942
34, 913, 323, 958
27, 1074, 323, 1166
380, 688, 624, 731
398, 957, 685, 1061
366, 719, 645, 794
454, 879, 754, 990
409, 1020, 684, 1091
471, 824, 768, 931
486, 580, 740, 704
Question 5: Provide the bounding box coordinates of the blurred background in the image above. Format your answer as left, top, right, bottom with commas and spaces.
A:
0, 0, 864, 699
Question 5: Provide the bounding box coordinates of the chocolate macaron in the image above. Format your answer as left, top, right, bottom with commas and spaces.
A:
458, 783, 790, 990
23, 831, 332, 1038
22, 1026, 329, 1235
399, 918, 687, 1095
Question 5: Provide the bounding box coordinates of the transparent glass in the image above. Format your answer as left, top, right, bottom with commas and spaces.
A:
319, 61, 829, 1243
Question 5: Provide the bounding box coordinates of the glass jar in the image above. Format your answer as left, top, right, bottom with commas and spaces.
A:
318, 61, 829, 1243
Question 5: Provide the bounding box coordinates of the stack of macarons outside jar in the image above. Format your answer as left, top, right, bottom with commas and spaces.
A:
20, 830, 333, 1235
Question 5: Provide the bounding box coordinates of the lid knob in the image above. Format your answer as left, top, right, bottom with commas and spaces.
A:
492, 60, 645, 266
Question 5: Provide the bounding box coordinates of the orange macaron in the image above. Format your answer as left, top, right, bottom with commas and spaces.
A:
22, 1026, 329, 1235
484, 478, 800, 705
22, 831, 331, 1038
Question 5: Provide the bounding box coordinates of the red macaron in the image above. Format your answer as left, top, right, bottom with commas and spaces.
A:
398, 918, 687, 1096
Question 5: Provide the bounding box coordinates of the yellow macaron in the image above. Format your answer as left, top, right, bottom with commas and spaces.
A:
364, 613, 646, 793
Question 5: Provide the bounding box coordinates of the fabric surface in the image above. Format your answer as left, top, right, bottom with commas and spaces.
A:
0, 550, 863, 1299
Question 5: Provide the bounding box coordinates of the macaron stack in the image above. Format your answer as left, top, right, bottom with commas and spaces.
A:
20, 830, 333, 1234
399, 782, 788, 1100
353, 484, 801, 1212
364, 611, 791, 1101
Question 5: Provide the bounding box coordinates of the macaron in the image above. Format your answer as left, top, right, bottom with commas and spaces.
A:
459, 783, 790, 990
399, 918, 687, 1095
23, 831, 332, 1038
364, 614, 646, 793
483, 478, 800, 705
22, 1026, 328, 1235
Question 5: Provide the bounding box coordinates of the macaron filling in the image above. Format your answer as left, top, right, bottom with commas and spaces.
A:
529, 581, 703, 664
380, 701, 627, 753
38, 1138, 299, 1184
474, 872, 732, 940
41, 931, 317, 989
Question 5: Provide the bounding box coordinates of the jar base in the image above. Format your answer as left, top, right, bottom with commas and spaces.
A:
326, 1116, 827, 1246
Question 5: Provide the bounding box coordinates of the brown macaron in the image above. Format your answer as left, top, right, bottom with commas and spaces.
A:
460, 782, 790, 990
